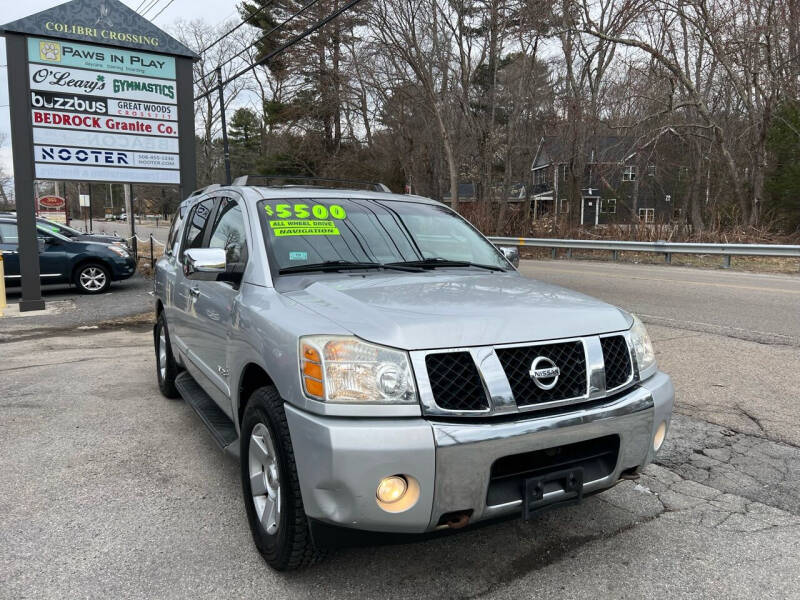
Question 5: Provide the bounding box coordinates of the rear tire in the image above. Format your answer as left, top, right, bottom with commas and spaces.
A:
240, 386, 325, 570
74, 262, 111, 294
154, 312, 180, 399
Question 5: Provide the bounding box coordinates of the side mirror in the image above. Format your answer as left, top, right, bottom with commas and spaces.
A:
499, 246, 520, 268
183, 248, 226, 280
37, 238, 46, 253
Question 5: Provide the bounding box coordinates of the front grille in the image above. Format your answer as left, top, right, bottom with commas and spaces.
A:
425, 352, 489, 411
496, 341, 587, 406
600, 335, 632, 390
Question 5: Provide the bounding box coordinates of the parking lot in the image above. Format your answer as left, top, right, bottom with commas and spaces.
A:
2, 260, 799, 599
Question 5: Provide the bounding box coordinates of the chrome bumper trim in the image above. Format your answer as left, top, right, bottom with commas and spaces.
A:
428, 380, 664, 528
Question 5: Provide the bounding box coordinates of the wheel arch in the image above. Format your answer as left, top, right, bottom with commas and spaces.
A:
237, 362, 276, 426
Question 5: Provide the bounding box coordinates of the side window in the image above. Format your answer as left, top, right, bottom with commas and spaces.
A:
0, 222, 19, 245
180, 198, 215, 259
208, 197, 248, 273
165, 207, 185, 255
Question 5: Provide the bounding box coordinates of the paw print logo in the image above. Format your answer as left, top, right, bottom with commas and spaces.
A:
39, 41, 61, 62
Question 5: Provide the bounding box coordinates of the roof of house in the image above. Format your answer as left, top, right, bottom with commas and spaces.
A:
531, 135, 637, 170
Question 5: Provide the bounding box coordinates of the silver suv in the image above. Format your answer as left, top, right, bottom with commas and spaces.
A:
153, 178, 674, 570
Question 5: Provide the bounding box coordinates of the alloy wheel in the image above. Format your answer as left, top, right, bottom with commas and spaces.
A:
248, 422, 281, 535
79, 267, 107, 292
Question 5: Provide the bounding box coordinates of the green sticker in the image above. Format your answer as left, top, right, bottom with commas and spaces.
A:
270, 220, 340, 237
265, 203, 347, 220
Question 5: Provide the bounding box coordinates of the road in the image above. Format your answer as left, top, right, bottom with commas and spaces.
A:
519, 259, 800, 347
1, 260, 799, 599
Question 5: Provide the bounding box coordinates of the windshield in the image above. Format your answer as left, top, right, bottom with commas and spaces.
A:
39, 219, 82, 236
258, 198, 509, 273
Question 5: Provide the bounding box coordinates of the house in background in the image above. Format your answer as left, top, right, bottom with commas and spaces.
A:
442, 182, 527, 205
530, 134, 687, 225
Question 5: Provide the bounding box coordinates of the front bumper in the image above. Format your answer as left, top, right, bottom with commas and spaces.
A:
286, 371, 673, 534
110, 256, 137, 280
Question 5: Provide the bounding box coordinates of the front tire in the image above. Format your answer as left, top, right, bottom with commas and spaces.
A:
74, 263, 111, 294
240, 386, 325, 570
154, 312, 180, 398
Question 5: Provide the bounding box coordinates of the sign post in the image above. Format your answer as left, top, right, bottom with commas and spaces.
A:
1, 0, 198, 311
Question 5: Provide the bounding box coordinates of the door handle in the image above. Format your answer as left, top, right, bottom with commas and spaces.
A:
189, 287, 200, 297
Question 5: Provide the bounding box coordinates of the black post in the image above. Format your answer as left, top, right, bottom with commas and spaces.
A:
176, 57, 198, 199
88, 184, 93, 232
150, 234, 154, 270
6, 33, 44, 311
217, 66, 232, 185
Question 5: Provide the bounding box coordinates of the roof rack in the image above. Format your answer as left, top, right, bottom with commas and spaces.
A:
231, 175, 392, 193
188, 183, 222, 198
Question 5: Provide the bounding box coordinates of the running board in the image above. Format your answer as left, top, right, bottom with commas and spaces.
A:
175, 371, 239, 455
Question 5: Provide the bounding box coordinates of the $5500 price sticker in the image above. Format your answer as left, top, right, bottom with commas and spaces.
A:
264, 203, 347, 220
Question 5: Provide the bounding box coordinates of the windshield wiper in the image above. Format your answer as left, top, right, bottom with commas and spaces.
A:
384, 258, 507, 272
279, 260, 423, 274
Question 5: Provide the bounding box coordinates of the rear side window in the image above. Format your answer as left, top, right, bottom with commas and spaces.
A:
0, 222, 19, 244
166, 209, 184, 255
180, 198, 215, 259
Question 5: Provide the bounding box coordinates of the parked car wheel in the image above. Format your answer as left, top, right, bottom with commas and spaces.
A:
74, 263, 111, 294
154, 312, 180, 399
240, 386, 325, 570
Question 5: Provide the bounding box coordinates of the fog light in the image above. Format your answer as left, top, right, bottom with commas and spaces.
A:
653, 421, 667, 451
377, 476, 407, 504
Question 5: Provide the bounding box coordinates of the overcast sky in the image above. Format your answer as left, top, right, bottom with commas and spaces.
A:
0, 0, 242, 178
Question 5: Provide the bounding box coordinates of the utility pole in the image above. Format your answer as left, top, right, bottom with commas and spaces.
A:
217, 66, 232, 185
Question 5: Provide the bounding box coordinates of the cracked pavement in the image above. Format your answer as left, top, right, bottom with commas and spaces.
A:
1, 316, 799, 598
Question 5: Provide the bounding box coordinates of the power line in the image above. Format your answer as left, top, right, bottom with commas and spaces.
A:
134, 0, 150, 10
198, 1, 273, 56
150, 0, 176, 20
193, 0, 324, 86
195, 0, 365, 99
139, 0, 162, 17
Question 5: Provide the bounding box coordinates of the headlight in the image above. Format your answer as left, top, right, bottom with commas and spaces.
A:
108, 245, 130, 258
300, 336, 417, 404
630, 315, 656, 378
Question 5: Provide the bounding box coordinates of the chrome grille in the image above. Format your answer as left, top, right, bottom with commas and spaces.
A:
414, 332, 638, 417
600, 335, 632, 390
424, 352, 489, 411
495, 341, 587, 406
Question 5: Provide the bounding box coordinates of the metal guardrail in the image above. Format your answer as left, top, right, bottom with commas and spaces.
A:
487, 236, 800, 268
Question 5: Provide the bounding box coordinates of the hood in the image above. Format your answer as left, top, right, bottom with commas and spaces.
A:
75, 233, 124, 244
284, 272, 632, 350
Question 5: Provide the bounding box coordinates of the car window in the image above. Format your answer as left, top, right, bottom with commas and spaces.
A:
208, 197, 248, 273
166, 209, 184, 256
0, 222, 19, 244
257, 198, 508, 272
180, 198, 215, 259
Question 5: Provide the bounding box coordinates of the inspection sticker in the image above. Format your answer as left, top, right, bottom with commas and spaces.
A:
289, 251, 308, 261
270, 219, 340, 237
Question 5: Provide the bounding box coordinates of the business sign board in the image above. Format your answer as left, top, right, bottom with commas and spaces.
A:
38, 195, 66, 209
2, 0, 198, 310
28, 36, 176, 78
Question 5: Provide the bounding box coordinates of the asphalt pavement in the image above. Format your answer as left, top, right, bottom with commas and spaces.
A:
518, 259, 800, 346
1, 323, 798, 599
